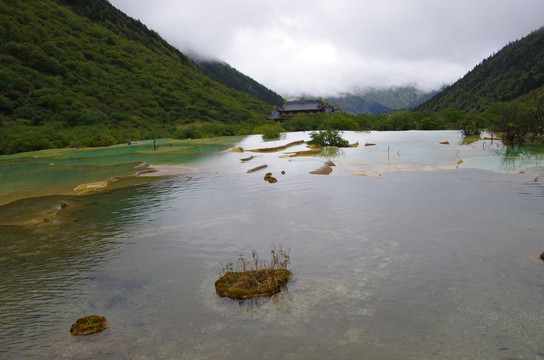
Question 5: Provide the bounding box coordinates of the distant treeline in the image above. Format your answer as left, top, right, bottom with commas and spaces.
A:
2, 99, 542, 155
270, 98, 544, 143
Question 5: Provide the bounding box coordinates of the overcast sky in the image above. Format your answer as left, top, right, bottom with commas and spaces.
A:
108, 0, 544, 97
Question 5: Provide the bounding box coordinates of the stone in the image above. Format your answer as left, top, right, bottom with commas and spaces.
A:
310, 164, 333, 175
215, 269, 292, 300
70, 315, 110, 336
247, 165, 267, 173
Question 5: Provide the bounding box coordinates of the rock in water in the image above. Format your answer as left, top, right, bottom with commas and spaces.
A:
310, 164, 333, 175
70, 315, 110, 335
247, 165, 267, 173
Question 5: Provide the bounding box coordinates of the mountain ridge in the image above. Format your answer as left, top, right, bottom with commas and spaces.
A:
417, 26, 544, 113
0, 0, 272, 154
195, 59, 284, 107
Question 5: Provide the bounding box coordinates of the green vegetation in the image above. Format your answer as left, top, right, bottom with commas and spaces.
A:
253, 123, 285, 140
307, 129, 349, 147
279, 102, 544, 145
0, 0, 272, 154
215, 245, 291, 300
1, 0, 542, 154
418, 27, 544, 113
196, 60, 284, 107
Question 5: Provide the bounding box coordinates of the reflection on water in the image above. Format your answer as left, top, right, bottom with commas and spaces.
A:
1, 132, 544, 359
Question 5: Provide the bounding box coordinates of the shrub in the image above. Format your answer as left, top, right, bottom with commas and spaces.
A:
307, 129, 349, 147
253, 123, 285, 140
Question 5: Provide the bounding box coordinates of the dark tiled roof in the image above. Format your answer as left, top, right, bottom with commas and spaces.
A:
280, 100, 323, 112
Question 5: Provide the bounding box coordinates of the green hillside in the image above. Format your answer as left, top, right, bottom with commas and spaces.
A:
196, 59, 284, 107
418, 27, 544, 113
0, 0, 272, 154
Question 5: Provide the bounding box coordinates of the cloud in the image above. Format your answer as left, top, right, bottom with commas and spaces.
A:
109, 0, 544, 96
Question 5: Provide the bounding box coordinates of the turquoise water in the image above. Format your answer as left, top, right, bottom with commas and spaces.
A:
1, 131, 544, 359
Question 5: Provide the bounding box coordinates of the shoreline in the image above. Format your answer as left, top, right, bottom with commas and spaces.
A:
0, 164, 196, 226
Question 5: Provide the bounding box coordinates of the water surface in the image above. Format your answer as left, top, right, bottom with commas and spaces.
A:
1, 131, 543, 359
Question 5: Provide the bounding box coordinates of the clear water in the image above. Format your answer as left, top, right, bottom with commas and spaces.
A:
1, 131, 544, 359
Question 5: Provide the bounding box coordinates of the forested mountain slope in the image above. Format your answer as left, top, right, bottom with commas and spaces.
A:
418, 27, 544, 113
196, 60, 284, 107
0, 0, 271, 154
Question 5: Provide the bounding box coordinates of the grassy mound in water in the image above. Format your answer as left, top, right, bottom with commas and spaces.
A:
215, 245, 291, 300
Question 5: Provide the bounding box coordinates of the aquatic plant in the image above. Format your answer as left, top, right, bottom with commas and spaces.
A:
215, 245, 291, 300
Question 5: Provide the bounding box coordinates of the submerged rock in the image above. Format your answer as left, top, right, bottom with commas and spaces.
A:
228, 146, 245, 153
240, 155, 254, 162
135, 162, 150, 169
282, 149, 322, 158
310, 164, 333, 175
70, 315, 110, 336
73, 181, 109, 194
264, 172, 277, 183
247, 165, 267, 173
248, 140, 304, 153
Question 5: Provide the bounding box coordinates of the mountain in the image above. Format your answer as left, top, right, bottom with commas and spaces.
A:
330, 86, 438, 114
196, 59, 284, 107
360, 87, 439, 110
328, 94, 390, 114
0, 0, 272, 154
418, 27, 544, 113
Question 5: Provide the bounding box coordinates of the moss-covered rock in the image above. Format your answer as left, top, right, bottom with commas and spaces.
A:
215, 269, 292, 300
70, 315, 110, 336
